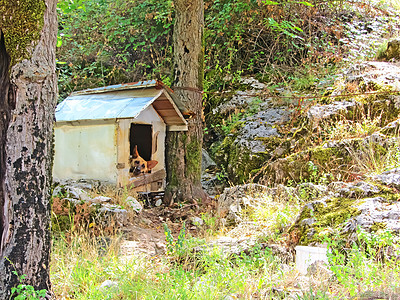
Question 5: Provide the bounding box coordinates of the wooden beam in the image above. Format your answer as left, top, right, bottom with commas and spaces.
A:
127, 169, 166, 188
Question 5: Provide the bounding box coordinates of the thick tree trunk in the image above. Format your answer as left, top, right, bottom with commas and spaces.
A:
0, 0, 57, 297
165, 0, 208, 203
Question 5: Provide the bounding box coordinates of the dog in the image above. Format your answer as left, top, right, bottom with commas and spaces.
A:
129, 145, 158, 177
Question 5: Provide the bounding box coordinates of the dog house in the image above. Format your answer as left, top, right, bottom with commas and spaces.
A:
53, 80, 188, 192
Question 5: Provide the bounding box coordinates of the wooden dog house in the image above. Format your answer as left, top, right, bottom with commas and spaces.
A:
53, 80, 188, 192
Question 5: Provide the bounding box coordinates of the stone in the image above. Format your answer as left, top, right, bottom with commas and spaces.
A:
99, 280, 118, 290
90, 196, 112, 204
191, 216, 204, 226
374, 168, 400, 189
380, 39, 400, 61
97, 204, 128, 227
307, 101, 356, 127
193, 236, 293, 263
202, 149, 216, 172
66, 186, 91, 201
155, 199, 163, 207
201, 172, 225, 196
217, 184, 270, 225
125, 196, 143, 213
235, 107, 291, 153
337, 181, 381, 199
212, 90, 260, 115
240, 77, 267, 89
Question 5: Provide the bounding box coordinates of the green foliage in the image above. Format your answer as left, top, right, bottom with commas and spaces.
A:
10, 271, 47, 300
163, 222, 190, 257
57, 0, 174, 99
325, 227, 400, 297
56, 0, 347, 101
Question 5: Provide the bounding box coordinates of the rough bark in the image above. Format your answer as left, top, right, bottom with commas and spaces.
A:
0, 0, 57, 297
165, 0, 208, 203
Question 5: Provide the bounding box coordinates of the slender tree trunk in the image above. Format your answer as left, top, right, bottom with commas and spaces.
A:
0, 0, 57, 297
165, 0, 208, 203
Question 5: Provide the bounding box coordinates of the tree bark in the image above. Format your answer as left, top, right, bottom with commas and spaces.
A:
165, 0, 208, 203
0, 0, 57, 297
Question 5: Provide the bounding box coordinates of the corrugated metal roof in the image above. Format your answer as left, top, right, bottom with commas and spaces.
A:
56, 93, 155, 122
71, 80, 159, 96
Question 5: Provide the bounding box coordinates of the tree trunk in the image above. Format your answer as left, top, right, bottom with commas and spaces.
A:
165, 0, 208, 203
0, 0, 57, 297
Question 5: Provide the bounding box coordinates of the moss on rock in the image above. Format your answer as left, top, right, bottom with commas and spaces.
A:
290, 197, 360, 245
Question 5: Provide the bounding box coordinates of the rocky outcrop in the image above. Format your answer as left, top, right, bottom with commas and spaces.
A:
51, 183, 139, 231
378, 39, 400, 61
290, 170, 400, 245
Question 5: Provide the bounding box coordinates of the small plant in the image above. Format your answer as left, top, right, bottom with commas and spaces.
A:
10, 271, 47, 300
163, 222, 188, 257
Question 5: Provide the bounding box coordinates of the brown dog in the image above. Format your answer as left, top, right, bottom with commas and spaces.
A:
129, 145, 158, 176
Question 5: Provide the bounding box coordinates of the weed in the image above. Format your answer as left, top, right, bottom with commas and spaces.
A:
324, 227, 400, 298
8, 267, 47, 300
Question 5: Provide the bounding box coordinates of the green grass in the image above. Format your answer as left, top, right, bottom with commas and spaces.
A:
51, 225, 400, 299
51, 233, 287, 299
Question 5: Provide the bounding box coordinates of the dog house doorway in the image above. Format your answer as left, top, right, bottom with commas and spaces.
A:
130, 124, 152, 161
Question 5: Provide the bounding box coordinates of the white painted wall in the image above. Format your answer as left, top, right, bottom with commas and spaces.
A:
53, 120, 118, 184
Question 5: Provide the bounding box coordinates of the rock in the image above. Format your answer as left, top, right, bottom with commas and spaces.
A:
97, 204, 128, 227
201, 172, 224, 196
62, 197, 82, 206
212, 90, 261, 115
235, 107, 291, 153
52, 185, 91, 201
297, 183, 328, 200
202, 149, 217, 172
66, 186, 91, 201
374, 168, 400, 189
291, 182, 400, 245
337, 181, 381, 199
217, 184, 270, 225
125, 196, 143, 213
381, 118, 400, 135
307, 101, 356, 127
355, 197, 400, 232
90, 196, 112, 204
378, 39, 400, 61
240, 77, 267, 90
341, 62, 400, 93
191, 216, 204, 226
99, 280, 118, 290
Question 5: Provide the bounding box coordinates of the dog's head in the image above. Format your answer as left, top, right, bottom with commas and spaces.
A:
129, 145, 158, 176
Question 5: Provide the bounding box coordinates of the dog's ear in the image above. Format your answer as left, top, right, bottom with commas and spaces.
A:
132, 145, 139, 158
147, 160, 158, 170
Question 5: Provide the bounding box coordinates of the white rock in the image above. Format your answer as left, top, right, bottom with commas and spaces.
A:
191, 216, 204, 226
155, 199, 163, 207
99, 280, 118, 290
90, 196, 112, 204
126, 196, 143, 212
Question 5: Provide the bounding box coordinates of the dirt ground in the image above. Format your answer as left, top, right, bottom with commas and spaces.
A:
119, 199, 216, 259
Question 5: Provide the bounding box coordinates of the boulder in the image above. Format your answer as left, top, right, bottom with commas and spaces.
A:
217, 184, 270, 225
96, 204, 128, 227
378, 39, 400, 61
374, 168, 400, 189
290, 176, 400, 245
125, 196, 143, 213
